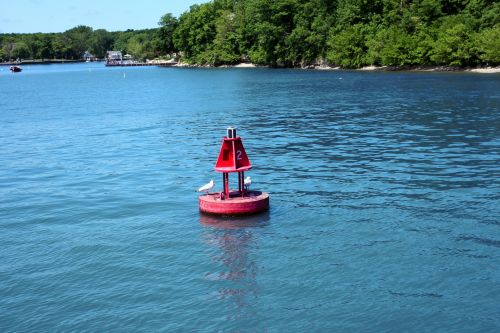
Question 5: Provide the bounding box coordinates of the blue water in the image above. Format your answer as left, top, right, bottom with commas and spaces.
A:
1, 63, 499, 332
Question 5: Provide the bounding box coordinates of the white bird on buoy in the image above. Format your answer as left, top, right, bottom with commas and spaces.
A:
197, 179, 214, 194
244, 176, 251, 190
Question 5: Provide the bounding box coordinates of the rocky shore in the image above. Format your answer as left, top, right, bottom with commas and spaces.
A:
2, 59, 497, 73
173, 61, 500, 74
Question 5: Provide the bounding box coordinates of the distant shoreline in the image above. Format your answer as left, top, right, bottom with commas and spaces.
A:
2, 60, 499, 73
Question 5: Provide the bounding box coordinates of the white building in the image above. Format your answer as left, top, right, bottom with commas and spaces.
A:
105, 51, 123, 64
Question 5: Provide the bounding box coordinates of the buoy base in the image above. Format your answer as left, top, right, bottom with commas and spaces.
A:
199, 190, 269, 216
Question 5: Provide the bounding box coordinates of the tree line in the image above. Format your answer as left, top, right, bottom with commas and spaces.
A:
173, 0, 499, 67
0, 25, 170, 62
1, 0, 499, 68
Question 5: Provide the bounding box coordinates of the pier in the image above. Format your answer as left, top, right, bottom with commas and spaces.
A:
105, 61, 177, 67
104, 51, 177, 67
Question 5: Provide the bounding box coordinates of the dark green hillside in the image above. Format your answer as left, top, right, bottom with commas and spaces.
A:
173, 0, 500, 67
2, 1, 498, 68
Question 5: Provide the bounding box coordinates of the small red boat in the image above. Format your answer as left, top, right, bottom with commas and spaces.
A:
10, 66, 22, 73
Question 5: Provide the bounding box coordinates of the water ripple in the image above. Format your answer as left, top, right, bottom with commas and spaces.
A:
0, 66, 499, 332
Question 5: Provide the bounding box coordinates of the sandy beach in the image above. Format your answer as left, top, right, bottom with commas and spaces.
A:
468, 67, 500, 73
233, 63, 256, 68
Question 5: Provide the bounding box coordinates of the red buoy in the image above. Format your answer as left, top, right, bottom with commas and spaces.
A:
198, 127, 270, 215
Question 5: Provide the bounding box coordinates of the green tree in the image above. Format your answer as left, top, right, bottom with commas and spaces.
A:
414, 0, 442, 22
52, 35, 71, 59
38, 35, 54, 59
327, 24, 370, 68
367, 26, 418, 66
126, 35, 145, 59
112, 30, 133, 53
475, 25, 500, 65
2, 40, 16, 60
430, 21, 474, 66
173, 3, 219, 63
124, 31, 157, 60
64, 25, 93, 59
158, 13, 179, 55
1, 0, 498, 68
11, 42, 30, 59
244, 0, 299, 66
477, 1, 500, 29
285, 0, 333, 66
209, 10, 241, 64
91, 29, 114, 58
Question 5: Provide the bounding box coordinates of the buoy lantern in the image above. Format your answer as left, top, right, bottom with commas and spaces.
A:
198, 127, 270, 215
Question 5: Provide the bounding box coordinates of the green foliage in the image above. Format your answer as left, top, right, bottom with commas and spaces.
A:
173, 3, 219, 63
169, 0, 498, 67
64, 25, 93, 59
478, 2, 500, 28
285, 0, 333, 66
414, 0, 442, 22
1, 1, 498, 67
91, 29, 114, 58
327, 24, 370, 68
367, 27, 416, 66
158, 13, 179, 55
0, 24, 167, 62
475, 25, 500, 64
11, 42, 30, 59
211, 10, 241, 64
125, 31, 158, 60
430, 19, 475, 66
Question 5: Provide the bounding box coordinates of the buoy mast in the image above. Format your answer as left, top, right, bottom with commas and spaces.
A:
215, 127, 251, 199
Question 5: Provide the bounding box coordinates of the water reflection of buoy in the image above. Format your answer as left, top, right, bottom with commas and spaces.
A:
200, 211, 270, 229
198, 127, 270, 216
200, 216, 262, 317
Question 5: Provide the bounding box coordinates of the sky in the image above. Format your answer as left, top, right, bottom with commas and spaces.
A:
0, 0, 207, 34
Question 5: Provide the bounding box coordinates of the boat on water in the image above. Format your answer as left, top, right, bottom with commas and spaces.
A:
10, 66, 22, 73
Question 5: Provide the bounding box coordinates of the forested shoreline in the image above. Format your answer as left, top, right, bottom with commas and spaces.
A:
1, 0, 499, 68
0, 27, 167, 62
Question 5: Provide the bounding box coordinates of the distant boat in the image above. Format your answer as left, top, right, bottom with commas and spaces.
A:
10, 66, 22, 73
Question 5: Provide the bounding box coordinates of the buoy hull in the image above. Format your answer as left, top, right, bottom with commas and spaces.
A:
199, 190, 269, 215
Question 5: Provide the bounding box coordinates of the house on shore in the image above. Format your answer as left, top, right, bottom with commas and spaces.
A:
83, 51, 96, 62
105, 51, 123, 65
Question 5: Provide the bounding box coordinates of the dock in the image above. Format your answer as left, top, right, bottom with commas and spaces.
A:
105, 60, 177, 67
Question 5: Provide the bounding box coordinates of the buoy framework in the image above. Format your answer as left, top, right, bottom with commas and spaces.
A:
216, 127, 251, 199
198, 127, 270, 215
